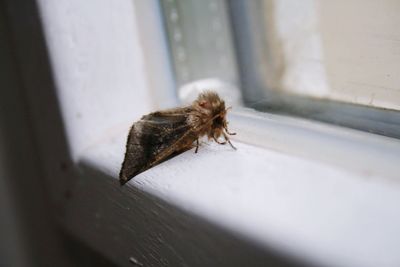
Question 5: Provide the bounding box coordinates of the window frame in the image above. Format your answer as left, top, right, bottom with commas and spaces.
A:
162, 0, 400, 139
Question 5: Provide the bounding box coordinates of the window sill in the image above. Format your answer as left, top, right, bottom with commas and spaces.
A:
65, 110, 400, 267
29, 1, 400, 265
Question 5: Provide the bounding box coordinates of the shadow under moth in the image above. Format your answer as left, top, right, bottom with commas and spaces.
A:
119, 91, 236, 185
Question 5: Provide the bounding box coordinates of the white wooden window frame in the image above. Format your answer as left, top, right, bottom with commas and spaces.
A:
15, 0, 400, 266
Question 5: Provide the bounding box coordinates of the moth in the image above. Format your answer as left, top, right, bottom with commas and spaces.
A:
119, 91, 236, 185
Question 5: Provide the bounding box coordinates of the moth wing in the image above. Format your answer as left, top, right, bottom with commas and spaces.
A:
119, 107, 195, 185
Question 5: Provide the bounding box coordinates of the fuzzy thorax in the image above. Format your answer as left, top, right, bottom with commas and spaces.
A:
189, 91, 228, 140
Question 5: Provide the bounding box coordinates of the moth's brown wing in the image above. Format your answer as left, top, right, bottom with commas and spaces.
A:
119, 108, 196, 185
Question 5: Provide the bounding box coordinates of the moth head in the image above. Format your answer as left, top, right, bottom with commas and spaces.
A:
194, 91, 225, 108
195, 91, 228, 130
195, 91, 226, 115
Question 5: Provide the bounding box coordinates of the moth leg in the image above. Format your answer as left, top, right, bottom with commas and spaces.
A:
223, 132, 237, 150
195, 139, 200, 153
213, 135, 227, 145
224, 127, 236, 136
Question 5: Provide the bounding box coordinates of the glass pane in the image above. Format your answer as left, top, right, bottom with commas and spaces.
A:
160, 0, 400, 138
231, 0, 400, 111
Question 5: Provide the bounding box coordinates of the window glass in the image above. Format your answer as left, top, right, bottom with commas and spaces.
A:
160, 0, 400, 137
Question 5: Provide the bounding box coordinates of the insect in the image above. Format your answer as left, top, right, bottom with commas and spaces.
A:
119, 91, 236, 185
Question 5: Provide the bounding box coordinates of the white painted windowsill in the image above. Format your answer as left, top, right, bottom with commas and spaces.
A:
76, 109, 400, 267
